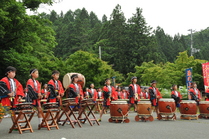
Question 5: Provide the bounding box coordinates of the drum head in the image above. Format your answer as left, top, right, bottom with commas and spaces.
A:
159, 98, 174, 102
180, 100, 196, 103
63, 73, 71, 89
111, 101, 127, 104
199, 101, 209, 104
63, 73, 85, 88
138, 101, 151, 104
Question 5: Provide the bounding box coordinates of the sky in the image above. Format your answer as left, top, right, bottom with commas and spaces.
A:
33, 0, 209, 36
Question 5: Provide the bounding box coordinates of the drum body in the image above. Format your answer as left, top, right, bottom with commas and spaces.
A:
136, 101, 152, 115
199, 101, 209, 114
63, 73, 85, 89
16, 103, 33, 112
42, 102, 59, 112
110, 101, 129, 118
158, 98, 176, 113
180, 100, 197, 114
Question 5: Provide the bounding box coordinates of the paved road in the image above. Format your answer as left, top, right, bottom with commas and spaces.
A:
0, 112, 209, 139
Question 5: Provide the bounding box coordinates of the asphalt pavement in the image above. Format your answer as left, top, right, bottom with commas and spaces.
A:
0, 111, 209, 139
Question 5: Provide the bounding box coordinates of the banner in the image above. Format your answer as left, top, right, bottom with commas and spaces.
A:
202, 62, 209, 91
185, 68, 192, 99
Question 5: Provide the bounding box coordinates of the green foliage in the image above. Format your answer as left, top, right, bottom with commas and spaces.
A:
124, 51, 207, 89
64, 51, 124, 88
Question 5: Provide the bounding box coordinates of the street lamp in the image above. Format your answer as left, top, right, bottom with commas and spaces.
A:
188, 29, 200, 56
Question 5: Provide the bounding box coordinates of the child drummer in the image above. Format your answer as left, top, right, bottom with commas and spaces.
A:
0, 66, 24, 121
128, 76, 141, 112
149, 80, 162, 116
26, 68, 43, 127
189, 82, 201, 105
98, 78, 117, 122
171, 84, 182, 107
47, 70, 64, 104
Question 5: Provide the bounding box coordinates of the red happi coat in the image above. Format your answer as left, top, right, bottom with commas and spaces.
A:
48, 79, 64, 102
0, 77, 24, 107
97, 91, 104, 99
103, 86, 118, 106
171, 91, 182, 99
69, 83, 83, 103
88, 88, 98, 101
120, 91, 128, 99
143, 92, 150, 99
189, 88, 201, 100
129, 84, 141, 104
26, 78, 41, 106
149, 87, 162, 106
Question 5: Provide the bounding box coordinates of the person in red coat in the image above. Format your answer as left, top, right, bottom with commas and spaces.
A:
143, 88, 150, 99
116, 86, 123, 99
128, 76, 141, 111
171, 84, 182, 107
98, 78, 117, 122
67, 74, 83, 104
88, 83, 98, 101
120, 87, 128, 99
97, 88, 104, 99
41, 84, 48, 104
205, 88, 209, 101
149, 80, 162, 116
47, 70, 64, 104
189, 82, 201, 105
26, 68, 43, 126
84, 87, 90, 98
0, 66, 24, 120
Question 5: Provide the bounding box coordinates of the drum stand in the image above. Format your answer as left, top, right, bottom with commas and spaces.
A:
135, 114, 154, 122
198, 113, 209, 119
157, 112, 176, 121
57, 101, 82, 128
9, 106, 35, 134
38, 104, 60, 130
78, 100, 100, 126
180, 114, 198, 120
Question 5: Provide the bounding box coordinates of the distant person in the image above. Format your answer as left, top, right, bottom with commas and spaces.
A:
189, 82, 201, 105
171, 84, 182, 107
128, 76, 141, 112
98, 78, 117, 122
149, 80, 162, 116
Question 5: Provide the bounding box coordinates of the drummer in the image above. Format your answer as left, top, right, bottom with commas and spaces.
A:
128, 76, 141, 112
0, 66, 24, 121
120, 87, 128, 99
41, 84, 48, 104
189, 82, 201, 105
149, 80, 162, 116
88, 83, 98, 101
47, 70, 65, 104
205, 88, 209, 101
84, 87, 91, 99
143, 87, 150, 99
26, 68, 43, 126
67, 74, 83, 107
116, 86, 122, 99
98, 78, 117, 122
171, 84, 182, 107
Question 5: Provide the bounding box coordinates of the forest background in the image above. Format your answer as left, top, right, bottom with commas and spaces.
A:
1, 0, 208, 94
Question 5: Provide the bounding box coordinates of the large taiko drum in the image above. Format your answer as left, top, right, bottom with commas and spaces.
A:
180, 100, 197, 115
158, 98, 176, 113
63, 73, 85, 89
199, 101, 209, 114
136, 101, 152, 115
109, 101, 129, 123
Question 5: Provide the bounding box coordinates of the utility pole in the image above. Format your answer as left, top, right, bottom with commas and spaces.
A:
188, 29, 200, 56
99, 46, 101, 59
